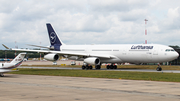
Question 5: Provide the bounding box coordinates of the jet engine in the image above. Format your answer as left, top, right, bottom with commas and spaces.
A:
44, 53, 59, 61
84, 57, 100, 65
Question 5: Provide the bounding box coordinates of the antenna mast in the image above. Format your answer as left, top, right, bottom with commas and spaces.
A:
145, 19, 148, 44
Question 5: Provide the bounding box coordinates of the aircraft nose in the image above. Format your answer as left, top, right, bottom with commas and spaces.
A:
173, 52, 179, 59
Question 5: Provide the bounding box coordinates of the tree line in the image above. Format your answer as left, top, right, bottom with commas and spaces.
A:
0, 50, 43, 58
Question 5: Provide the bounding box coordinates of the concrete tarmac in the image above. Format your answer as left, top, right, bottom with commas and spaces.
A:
1, 74, 180, 101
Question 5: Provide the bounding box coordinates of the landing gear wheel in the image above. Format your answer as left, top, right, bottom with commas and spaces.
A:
110, 65, 114, 69
106, 65, 117, 69
86, 65, 89, 69
95, 65, 101, 70
95, 65, 98, 69
0, 73, 4, 77
114, 65, 117, 69
82, 64, 93, 70
156, 67, 162, 71
82, 65, 86, 70
107, 65, 110, 69
89, 66, 93, 70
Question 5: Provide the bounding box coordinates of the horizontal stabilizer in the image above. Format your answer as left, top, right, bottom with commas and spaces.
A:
27, 44, 53, 50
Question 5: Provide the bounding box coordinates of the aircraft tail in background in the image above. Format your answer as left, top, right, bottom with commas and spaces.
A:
10, 53, 26, 64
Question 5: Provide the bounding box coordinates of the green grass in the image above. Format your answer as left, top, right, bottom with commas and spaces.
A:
9, 68, 180, 82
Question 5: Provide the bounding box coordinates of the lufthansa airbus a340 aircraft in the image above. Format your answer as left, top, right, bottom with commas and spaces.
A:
3, 23, 179, 71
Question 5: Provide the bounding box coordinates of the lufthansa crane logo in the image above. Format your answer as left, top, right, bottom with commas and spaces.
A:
50, 32, 56, 43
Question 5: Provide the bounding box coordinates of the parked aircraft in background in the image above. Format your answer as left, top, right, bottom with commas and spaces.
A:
0, 58, 11, 61
0, 53, 26, 77
2, 23, 179, 71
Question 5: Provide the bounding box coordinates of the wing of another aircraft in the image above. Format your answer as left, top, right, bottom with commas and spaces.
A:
0, 69, 11, 73
0, 69, 19, 77
0, 69, 18, 73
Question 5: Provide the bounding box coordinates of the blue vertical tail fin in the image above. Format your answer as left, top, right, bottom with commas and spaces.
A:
46, 23, 63, 51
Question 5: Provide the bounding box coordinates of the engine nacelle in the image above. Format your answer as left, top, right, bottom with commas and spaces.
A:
44, 53, 59, 61
84, 57, 100, 65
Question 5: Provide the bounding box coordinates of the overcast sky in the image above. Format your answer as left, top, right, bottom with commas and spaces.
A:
0, 0, 180, 49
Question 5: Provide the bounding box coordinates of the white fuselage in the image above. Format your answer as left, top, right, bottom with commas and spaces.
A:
0, 63, 15, 69
0, 53, 26, 74
60, 44, 179, 64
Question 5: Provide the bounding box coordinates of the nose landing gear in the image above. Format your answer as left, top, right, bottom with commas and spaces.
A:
156, 67, 162, 71
0, 73, 4, 77
156, 64, 162, 71
82, 65, 93, 70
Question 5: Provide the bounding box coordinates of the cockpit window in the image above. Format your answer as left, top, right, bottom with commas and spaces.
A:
165, 49, 175, 52
165, 49, 170, 51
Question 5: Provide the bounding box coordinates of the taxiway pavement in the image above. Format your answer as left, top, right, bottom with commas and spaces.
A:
0, 74, 180, 101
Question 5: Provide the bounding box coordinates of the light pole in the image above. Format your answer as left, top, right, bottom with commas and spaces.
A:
40, 42, 41, 61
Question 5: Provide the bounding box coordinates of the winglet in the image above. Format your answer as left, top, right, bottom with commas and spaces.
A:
2, 44, 10, 49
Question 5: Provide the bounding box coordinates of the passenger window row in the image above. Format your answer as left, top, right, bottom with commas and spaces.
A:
165, 49, 175, 52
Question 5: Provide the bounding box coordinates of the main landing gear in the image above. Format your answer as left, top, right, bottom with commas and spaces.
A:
82, 65, 93, 70
106, 64, 117, 69
0, 73, 4, 77
82, 63, 118, 70
95, 65, 101, 69
82, 63, 102, 70
82, 65, 101, 70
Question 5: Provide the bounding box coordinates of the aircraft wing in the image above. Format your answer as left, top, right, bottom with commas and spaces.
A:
0, 69, 19, 73
12, 48, 115, 58
2, 44, 115, 59
53, 51, 115, 58
0, 69, 12, 73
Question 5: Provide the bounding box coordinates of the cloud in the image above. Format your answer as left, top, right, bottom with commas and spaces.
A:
160, 7, 180, 31
0, 0, 180, 50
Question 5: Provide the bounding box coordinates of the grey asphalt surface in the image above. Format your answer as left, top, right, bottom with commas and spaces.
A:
19, 66, 180, 73
1, 74, 180, 101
